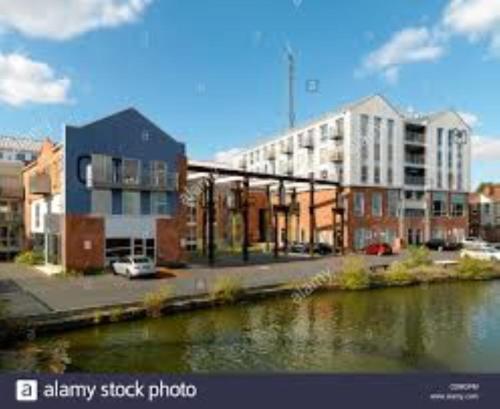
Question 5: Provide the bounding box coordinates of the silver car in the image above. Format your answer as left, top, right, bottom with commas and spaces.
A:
112, 256, 156, 278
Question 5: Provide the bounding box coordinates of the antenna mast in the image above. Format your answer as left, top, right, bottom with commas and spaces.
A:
286, 45, 296, 129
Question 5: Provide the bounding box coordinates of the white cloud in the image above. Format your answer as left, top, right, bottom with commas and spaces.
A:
0, 53, 70, 106
472, 135, 500, 161
458, 111, 481, 128
443, 0, 500, 54
213, 148, 242, 165
360, 27, 445, 82
0, 0, 152, 40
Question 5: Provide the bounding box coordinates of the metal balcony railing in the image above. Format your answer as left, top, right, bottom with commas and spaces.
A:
405, 155, 426, 165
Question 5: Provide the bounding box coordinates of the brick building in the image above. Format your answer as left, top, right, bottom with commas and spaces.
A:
469, 184, 500, 242
223, 95, 471, 250
23, 108, 187, 271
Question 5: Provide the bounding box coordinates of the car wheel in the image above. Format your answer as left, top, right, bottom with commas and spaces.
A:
126, 269, 133, 279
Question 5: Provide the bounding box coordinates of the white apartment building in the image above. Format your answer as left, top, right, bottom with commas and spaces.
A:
227, 95, 472, 249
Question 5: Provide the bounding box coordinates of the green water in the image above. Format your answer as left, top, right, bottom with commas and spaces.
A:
3, 281, 500, 373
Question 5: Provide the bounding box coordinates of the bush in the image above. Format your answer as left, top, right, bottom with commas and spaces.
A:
143, 286, 173, 318
384, 262, 416, 286
15, 251, 44, 266
211, 276, 243, 302
404, 246, 432, 268
0, 299, 7, 318
338, 256, 370, 290
456, 257, 494, 280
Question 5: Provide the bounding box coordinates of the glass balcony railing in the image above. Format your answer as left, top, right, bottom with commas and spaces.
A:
404, 176, 426, 186
405, 132, 425, 144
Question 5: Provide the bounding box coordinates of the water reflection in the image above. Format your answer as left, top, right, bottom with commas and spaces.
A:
2, 281, 500, 373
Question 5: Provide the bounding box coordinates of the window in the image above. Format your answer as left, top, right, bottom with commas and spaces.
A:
92, 190, 112, 214
437, 128, 443, 146
123, 191, 140, 215
92, 154, 113, 184
388, 191, 399, 217
34, 204, 41, 229
372, 193, 382, 217
387, 119, 395, 142
151, 192, 168, 215
432, 193, 447, 217
374, 166, 381, 184
354, 192, 364, 217
123, 159, 140, 185
151, 161, 167, 187
354, 229, 366, 250
320, 124, 329, 141
16, 153, 26, 161
336, 118, 344, 136
451, 194, 465, 217
387, 168, 393, 185
360, 114, 369, 137
361, 165, 369, 183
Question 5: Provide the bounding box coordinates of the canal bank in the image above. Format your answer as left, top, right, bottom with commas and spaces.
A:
3, 280, 500, 373
1, 250, 500, 345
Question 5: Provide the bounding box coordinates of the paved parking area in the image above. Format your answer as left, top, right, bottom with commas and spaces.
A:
0, 251, 459, 319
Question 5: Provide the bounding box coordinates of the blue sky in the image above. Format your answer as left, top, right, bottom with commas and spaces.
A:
0, 0, 499, 187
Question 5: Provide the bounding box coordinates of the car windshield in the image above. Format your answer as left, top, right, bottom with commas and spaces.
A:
132, 257, 150, 264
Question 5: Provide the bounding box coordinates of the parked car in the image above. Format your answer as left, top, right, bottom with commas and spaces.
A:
364, 243, 393, 256
462, 237, 488, 249
112, 256, 156, 278
425, 239, 462, 251
460, 247, 500, 262
290, 242, 308, 254
289, 242, 333, 255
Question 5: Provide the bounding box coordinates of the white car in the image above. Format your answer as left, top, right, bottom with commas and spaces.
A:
460, 247, 500, 262
462, 237, 487, 248
112, 256, 156, 278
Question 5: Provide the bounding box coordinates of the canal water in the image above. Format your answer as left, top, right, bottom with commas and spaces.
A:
2, 281, 500, 373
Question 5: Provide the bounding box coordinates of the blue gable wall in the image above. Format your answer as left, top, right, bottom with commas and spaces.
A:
64, 108, 186, 215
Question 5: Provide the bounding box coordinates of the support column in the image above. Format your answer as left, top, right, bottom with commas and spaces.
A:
242, 177, 250, 262
309, 181, 315, 257
266, 185, 272, 253
207, 175, 215, 266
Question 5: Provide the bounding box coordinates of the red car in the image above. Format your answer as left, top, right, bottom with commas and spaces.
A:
364, 243, 393, 256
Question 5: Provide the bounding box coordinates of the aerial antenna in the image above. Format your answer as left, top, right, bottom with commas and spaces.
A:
284, 43, 296, 129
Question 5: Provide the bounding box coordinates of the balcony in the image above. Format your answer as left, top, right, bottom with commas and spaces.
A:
405, 132, 425, 145
0, 184, 23, 198
30, 173, 51, 195
329, 150, 344, 163
329, 132, 344, 142
299, 136, 314, 150
90, 168, 179, 192
280, 143, 294, 156
405, 154, 426, 166
404, 176, 426, 186
265, 150, 276, 161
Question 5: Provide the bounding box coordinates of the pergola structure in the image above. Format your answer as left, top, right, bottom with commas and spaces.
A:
187, 162, 345, 266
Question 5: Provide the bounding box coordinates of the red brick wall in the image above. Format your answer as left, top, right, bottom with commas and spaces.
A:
63, 215, 105, 271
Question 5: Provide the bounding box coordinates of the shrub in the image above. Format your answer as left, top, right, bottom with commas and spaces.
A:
143, 286, 173, 318
404, 246, 432, 269
108, 307, 125, 323
384, 262, 416, 286
338, 256, 370, 290
15, 251, 44, 266
456, 257, 494, 280
211, 276, 243, 302
0, 299, 7, 318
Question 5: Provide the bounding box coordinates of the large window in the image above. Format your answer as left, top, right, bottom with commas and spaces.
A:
372, 192, 382, 217
123, 191, 140, 215
151, 192, 169, 215
91, 190, 112, 215
92, 154, 112, 184
151, 160, 167, 187
432, 192, 447, 217
388, 190, 399, 217
360, 114, 369, 137
123, 159, 140, 185
354, 192, 365, 217
451, 194, 465, 217
320, 124, 329, 141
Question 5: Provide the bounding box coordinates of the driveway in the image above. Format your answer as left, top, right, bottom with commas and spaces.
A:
0, 251, 459, 319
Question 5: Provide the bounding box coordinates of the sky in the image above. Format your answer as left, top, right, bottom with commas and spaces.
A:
0, 0, 499, 188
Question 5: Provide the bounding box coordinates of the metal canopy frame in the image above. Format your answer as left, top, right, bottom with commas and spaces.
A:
187, 163, 345, 266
